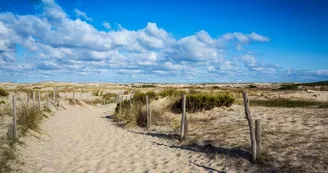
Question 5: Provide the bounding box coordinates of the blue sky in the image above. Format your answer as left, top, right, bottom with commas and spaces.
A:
0, 0, 327, 83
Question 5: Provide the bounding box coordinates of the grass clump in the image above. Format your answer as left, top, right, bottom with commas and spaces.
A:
0, 101, 5, 104
250, 98, 328, 108
102, 92, 116, 99
113, 91, 158, 127
171, 93, 235, 113
159, 88, 186, 97
0, 88, 9, 97
279, 84, 299, 90
17, 104, 47, 135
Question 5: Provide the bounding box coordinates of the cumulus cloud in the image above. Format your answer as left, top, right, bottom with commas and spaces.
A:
102, 22, 111, 30
0, 0, 325, 83
74, 8, 92, 21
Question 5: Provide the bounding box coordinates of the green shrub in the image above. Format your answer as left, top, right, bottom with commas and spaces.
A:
17, 104, 45, 135
0, 100, 5, 104
250, 98, 328, 108
212, 86, 220, 89
141, 84, 156, 88
114, 91, 158, 127
132, 91, 157, 104
102, 92, 116, 99
279, 84, 298, 90
92, 90, 100, 96
248, 84, 257, 88
159, 88, 186, 97
189, 88, 201, 94
171, 93, 235, 113
0, 88, 9, 97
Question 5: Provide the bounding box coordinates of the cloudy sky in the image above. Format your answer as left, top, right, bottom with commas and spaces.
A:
0, 0, 327, 83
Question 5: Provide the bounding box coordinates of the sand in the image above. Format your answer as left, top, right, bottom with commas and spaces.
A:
19, 103, 233, 173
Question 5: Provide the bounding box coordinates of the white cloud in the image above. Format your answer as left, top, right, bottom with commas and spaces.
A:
102, 22, 111, 29
74, 8, 92, 21
1, 0, 324, 83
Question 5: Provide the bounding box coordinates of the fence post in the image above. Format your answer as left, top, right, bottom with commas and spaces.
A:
146, 95, 150, 129
119, 95, 121, 113
46, 90, 49, 108
27, 93, 30, 105
53, 89, 55, 101
255, 119, 261, 159
38, 90, 41, 109
73, 92, 75, 100
33, 91, 35, 107
11, 95, 16, 139
243, 92, 257, 162
180, 94, 187, 141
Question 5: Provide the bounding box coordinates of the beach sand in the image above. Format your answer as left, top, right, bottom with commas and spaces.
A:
18, 103, 234, 173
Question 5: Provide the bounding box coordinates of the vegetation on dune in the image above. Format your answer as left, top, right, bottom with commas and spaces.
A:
279, 84, 299, 90
250, 98, 328, 108
0, 88, 9, 97
159, 88, 186, 97
102, 92, 116, 99
0, 103, 51, 172
279, 81, 328, 90
171, 93, 235, 113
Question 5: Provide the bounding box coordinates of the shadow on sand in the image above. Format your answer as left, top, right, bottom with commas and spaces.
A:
128, 130, 250, 160
128, 130, 180, 140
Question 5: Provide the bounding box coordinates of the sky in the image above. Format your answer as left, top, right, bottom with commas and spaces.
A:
0, 0, 327, 83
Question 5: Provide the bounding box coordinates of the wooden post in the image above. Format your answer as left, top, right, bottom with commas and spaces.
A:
243, 92, 257, 162
180, 94, 187, 140
53, 89, 56, 101
149, 107, 152, 129
255, 119, 261, 159
119, 96, 121, 113
146, 95, 149, 128
73, 92, 75, 100
38, 91, 41, 109
46, 90, 49, 108
130, 95, 132, 108
12, 95, 16, 139
27, 93, 30, 105
33, 91, 35, 107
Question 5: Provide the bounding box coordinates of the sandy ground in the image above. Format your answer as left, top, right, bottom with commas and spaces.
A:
18, 103, 238, 173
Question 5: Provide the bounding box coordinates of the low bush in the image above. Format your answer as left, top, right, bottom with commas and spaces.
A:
159, 88, 186, 97
92, 90, 101, 96
171, 93, 235, 113
114, 91, 158, 127
248, 84, 257, 88
0, 88, 9, 97
250, 99, 328, 108
279, 84, 298, 90
0, 100, 5, 104
102, 92, 116, 99
17, 104, 47, 135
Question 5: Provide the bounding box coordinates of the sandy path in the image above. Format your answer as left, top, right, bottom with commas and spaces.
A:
19, 104, 229, 173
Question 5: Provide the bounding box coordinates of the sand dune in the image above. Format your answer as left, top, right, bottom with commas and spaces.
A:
19, 103, 235, 173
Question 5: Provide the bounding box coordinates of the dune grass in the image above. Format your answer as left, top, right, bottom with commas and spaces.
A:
249, 99, 328, 108
0, 88, 9, 97
0, 103, 51, 173
171, 93, 235, 113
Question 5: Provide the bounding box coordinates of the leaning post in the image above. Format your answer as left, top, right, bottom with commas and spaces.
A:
243, 92, 257, 162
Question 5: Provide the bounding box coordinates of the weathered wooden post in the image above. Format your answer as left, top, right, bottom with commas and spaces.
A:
53, 89, 56, 101
73, 92, 75, 100
46, 90, 49, 108
255, 119, 261, 159
146, 95, 150, 129
9, 95, 16, 139
130, 95, 132, 108
33, 91, 35, 107
27, 93, 30, 105
180, 94, 187, 140
242, 92, 257, 162
38, 90, 41, 109
119, 96, 122, 113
